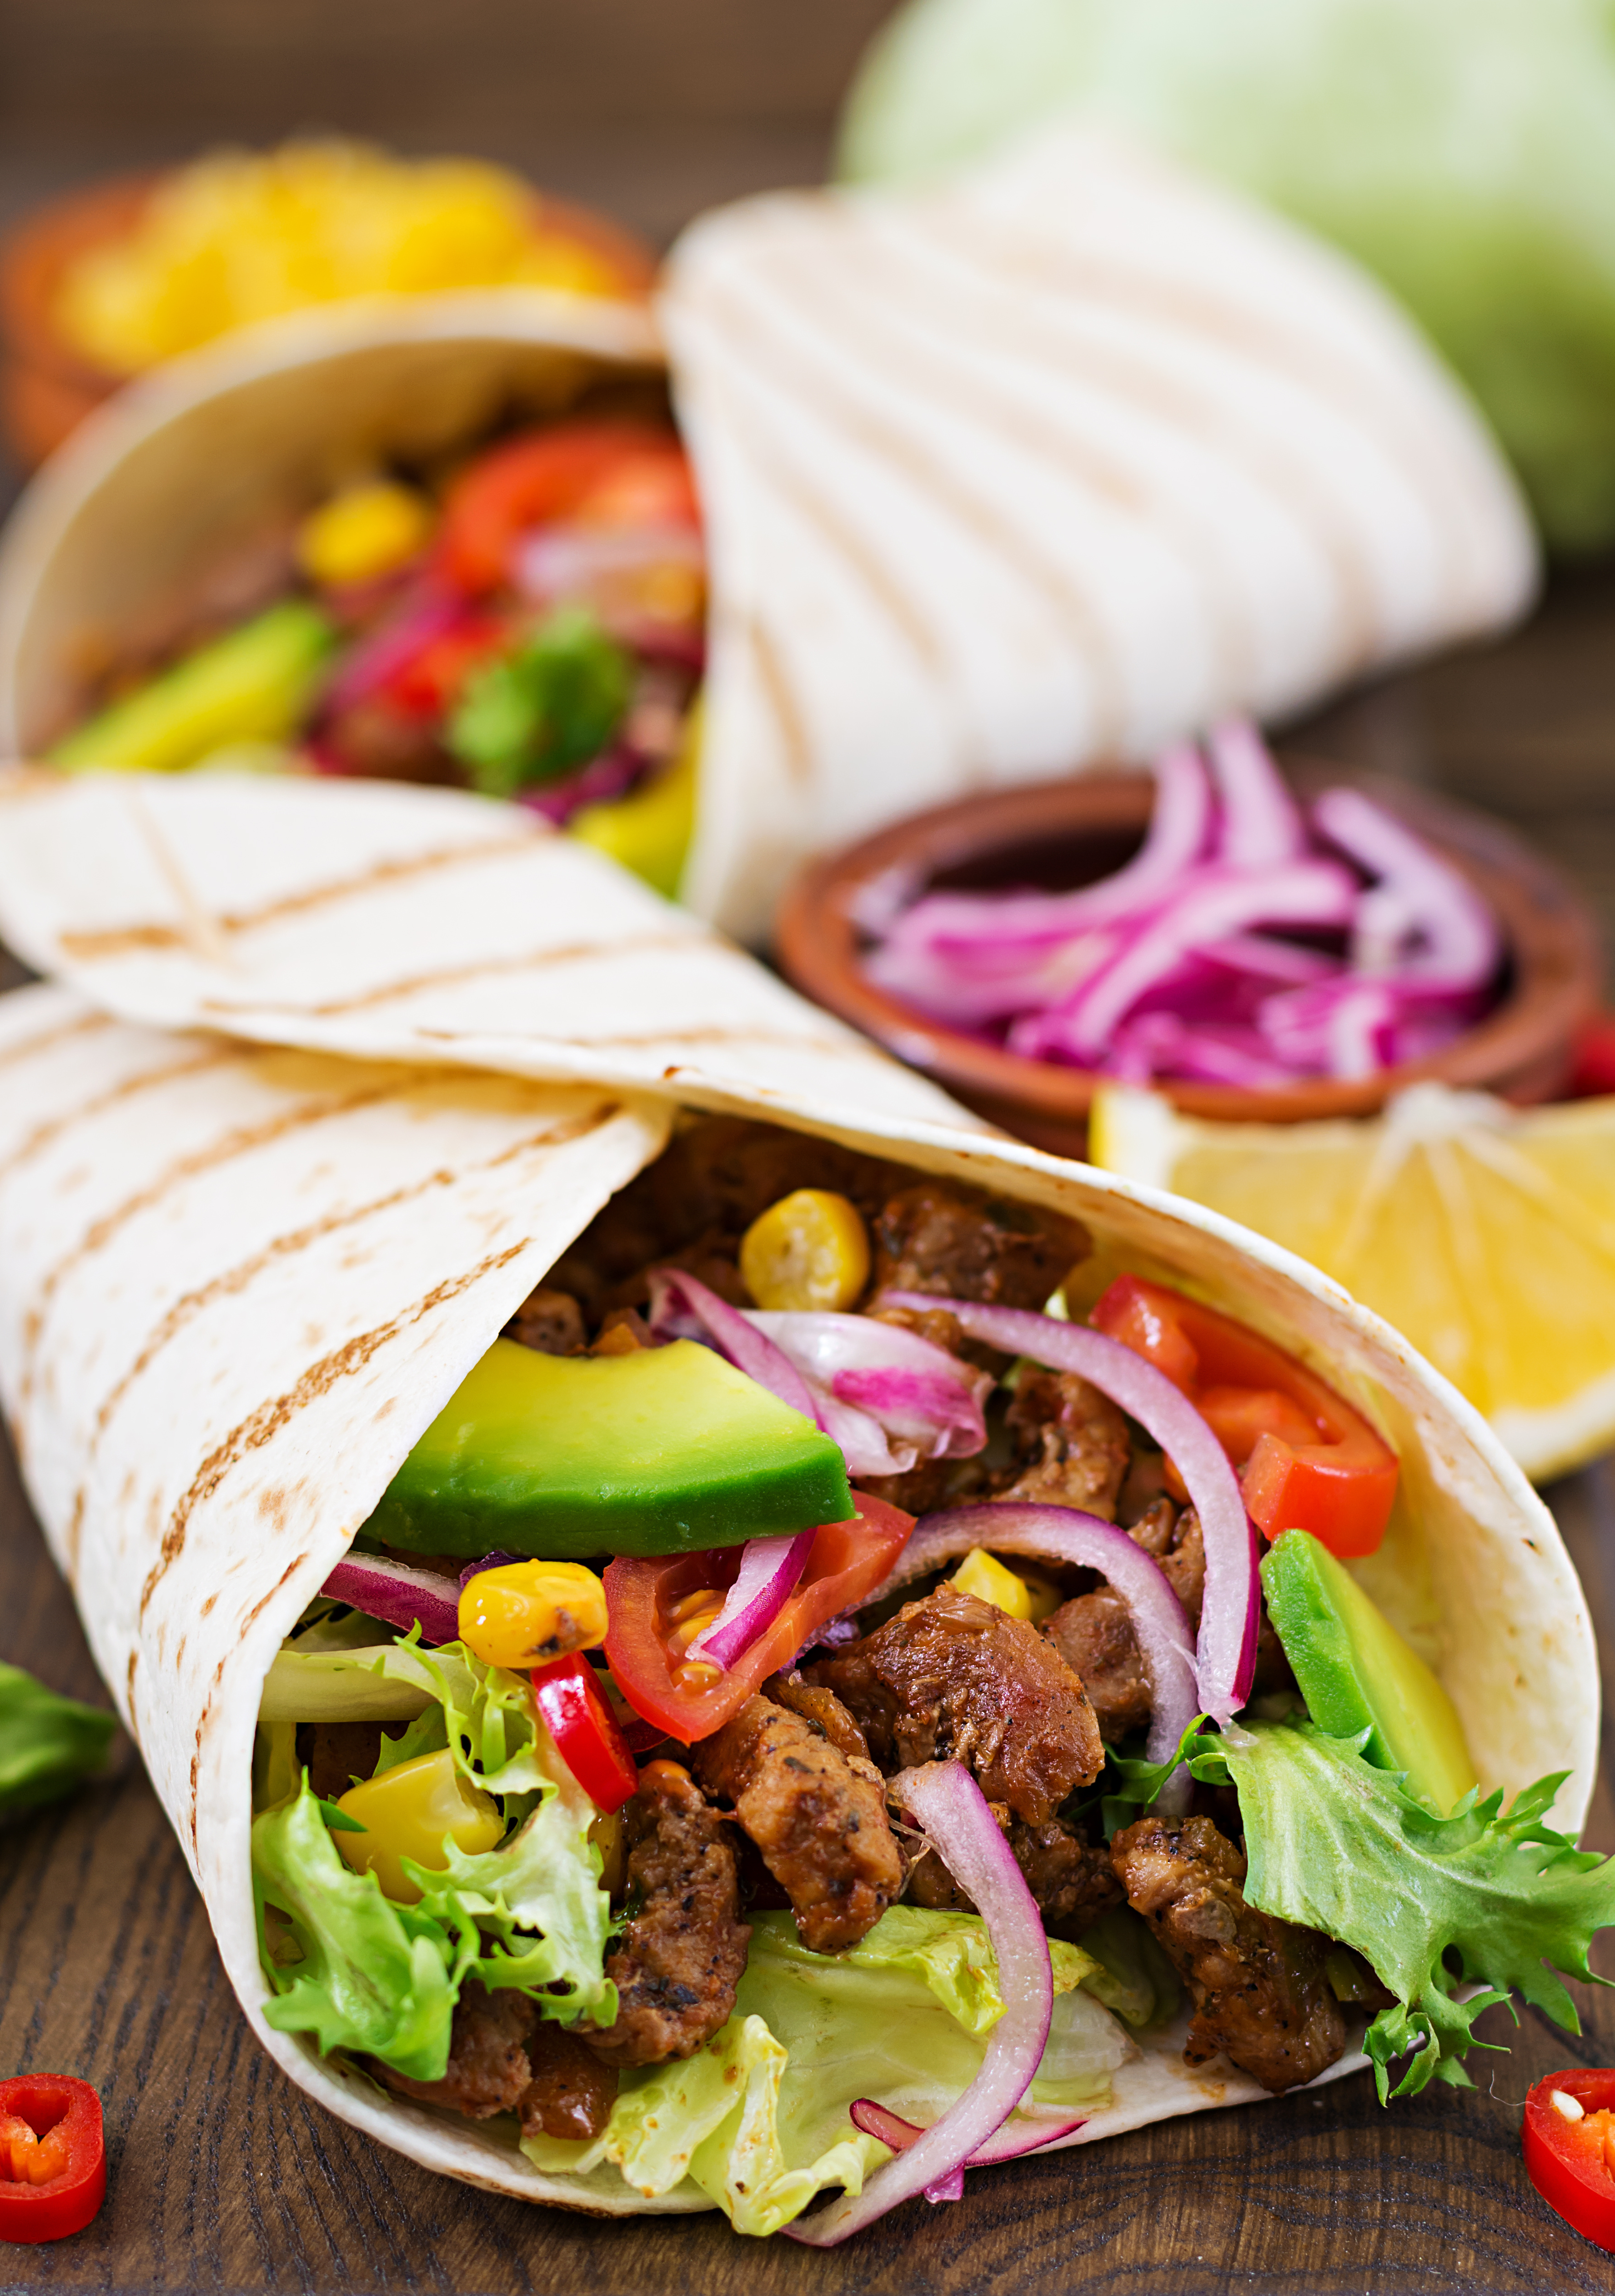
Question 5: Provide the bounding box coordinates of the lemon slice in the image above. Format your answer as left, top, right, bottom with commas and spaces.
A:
1089, 1081, 1615, 1482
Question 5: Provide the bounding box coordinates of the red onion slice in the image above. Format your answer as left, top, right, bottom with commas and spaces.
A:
876, 1294, 1258, 1726
1207, 718, 1304, 869
322, 1553, 461, 1646
848, 2100, 1086, 2202
785, 1760, 1053, 2247
322, 590, 465, 715
748, 1311, 991, 1474
1314, 786, 1500, 990
646, 1270, 823, 1428
865, 1504, 1197, 1775
687, 1530, 816, 1669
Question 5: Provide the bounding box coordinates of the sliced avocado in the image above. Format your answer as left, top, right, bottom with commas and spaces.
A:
365, 1337, 852, 1559
50, 600, 336, 773
1261, 1529, 1478, 1815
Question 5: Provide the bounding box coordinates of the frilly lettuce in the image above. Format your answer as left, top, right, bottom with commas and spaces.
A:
1191, 1716, 1615, 2097
0, 1660, 115, 1815
521, 1906, 1132, 2235
841, 0, 1615, 548
252, 1639, 615, 2077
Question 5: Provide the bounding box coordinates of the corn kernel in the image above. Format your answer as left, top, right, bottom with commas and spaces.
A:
951, 1546, 1041, 1620
335, 1749, 502, 1904
296, 480, 434, 590
740, 1188, 871, 1313
458, 1559, 607, 1670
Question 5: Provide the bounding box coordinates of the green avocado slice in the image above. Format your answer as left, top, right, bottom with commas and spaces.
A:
364, 1337, 853, 1559
1260, 1529, 1478, 1816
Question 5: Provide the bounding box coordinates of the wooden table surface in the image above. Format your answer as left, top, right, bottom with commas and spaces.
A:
5, 12, 1615, 2280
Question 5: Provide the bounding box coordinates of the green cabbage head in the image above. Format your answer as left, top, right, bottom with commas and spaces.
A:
841, 0, 1615, 550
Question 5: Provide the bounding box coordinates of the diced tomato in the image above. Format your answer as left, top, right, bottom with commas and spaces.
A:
385, 616, 509, 716
1524, 2070, 1615, 2250
1568, 1016, 1615, 1099
1091, 1274, 1399, 1559
437, 422, 698, 596
602, 1494, 913, 1745
0, 2075, 105, 2244
530, 1654, 639, 1813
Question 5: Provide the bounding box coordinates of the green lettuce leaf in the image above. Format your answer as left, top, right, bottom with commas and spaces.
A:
253, 1777, 478, 2082
840, 0, 1615, 548
1198, 1717, 1615, 2098
0, 1661, 115, 1814
252, 1640, 615, 2070
521, 1905, 1132, 2233
448, 607, 632, 797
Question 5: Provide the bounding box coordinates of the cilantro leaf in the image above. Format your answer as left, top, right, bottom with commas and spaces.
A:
0, 1660, 115, 1814
1215, 1718, 1615, 2100
448, 605, 631, 797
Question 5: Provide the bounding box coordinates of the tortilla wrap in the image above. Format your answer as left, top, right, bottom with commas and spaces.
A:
0, 772, 1591, 2219
0, 129, 1535, 942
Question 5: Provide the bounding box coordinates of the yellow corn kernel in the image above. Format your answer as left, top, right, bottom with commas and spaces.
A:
951, 1546, 1040, 1620
590, 1809, 626, 1896
1017, 1571, 1064, 1626
296, 480, 434, 590
335, 1749, 502, 1904
740, 1188, 871, 1313
457, 1560, 607, 1670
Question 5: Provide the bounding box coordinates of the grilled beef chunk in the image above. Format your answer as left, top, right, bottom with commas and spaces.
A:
296, 1720, 389, 1800
374, 1988, 619, 2140
762, 1672, 878, 1769
1004, 1367, 1132, 1519
1044, 1591, 1152, 1743
518, 2022, 621, 2142
692, 1695, 902, 1951
504, 1285, 586, 1355
807, 1586, 1104, 1825
582, 1761, 750, 2067
871, 1184, 1088, 1313
1111, 1814, 1346, 2093
908, 1804, 1122, 1935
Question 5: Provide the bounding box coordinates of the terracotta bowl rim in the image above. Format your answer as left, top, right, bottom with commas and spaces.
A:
775, 756, 1605, 1129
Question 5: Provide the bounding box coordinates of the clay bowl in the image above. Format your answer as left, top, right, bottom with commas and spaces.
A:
0, 168, 659, 469
776, 760, 1604, 1159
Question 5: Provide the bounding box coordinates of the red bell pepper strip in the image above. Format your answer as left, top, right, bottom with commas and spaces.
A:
530, 1654, 639, 1813
437, 422, 698, 596
1091, 1274, 1399, 1559
1523, 2069, 1615, 2250
603, 1494, 914, 1746
0, 2075, 105, 2244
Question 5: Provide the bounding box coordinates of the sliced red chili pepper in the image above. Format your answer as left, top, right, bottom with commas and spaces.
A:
0, 2075, 105, 2244
437, 422, 697, 596
531, 1654, 639, 1812
1523, 2069, 1615, 2250
602, 1493, 913, 1746
1091, 1274, 1399, 1559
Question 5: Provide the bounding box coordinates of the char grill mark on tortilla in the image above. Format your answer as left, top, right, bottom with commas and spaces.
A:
691, 1692, 903, 1953
581, 1762, 751, 2068
0, 1006, 114, 1076
139, 1238, 530, 1617
0, 1043, 233, 1185
288, 931, 709, 1018
55, 828, 545, 963
90, 1103, 619, 1447
1111, 1813, 1349, 2095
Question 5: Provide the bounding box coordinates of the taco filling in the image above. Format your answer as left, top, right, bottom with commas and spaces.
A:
46, 411, 704, 897
251, 1116, 1615, 2240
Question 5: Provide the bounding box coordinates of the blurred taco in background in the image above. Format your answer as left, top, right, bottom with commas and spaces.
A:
1, 128, 1538, 940
0, 767, 1605, 2241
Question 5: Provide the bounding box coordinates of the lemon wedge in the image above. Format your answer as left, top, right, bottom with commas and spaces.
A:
1089, 1080, 1615, 1482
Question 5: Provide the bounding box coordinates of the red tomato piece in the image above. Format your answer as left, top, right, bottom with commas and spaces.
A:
437, 422, 697, 595
1568, 1016, 1615, 1099
0, 2075, 105, 2244
1091, 1274, 1399, 1559
530, 1654, 640, 1813
602, 1494, 914, 1746
386, 617, 509, 716
1523, 2070, 1615, 2250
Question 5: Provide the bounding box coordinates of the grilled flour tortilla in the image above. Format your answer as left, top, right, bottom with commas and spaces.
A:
0, 774, 1596, 2233
0, 129, 1535, 942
